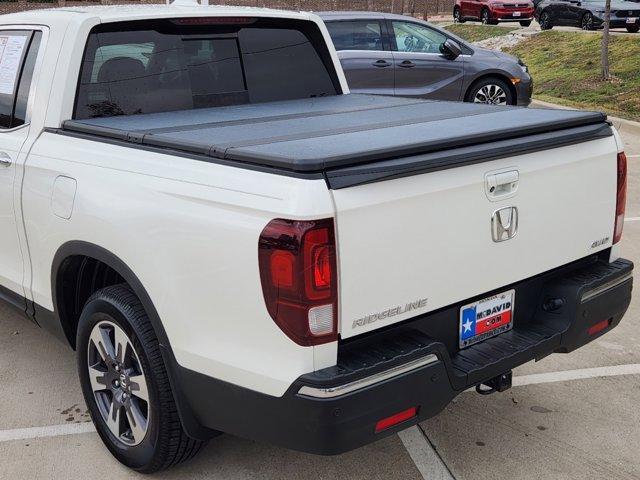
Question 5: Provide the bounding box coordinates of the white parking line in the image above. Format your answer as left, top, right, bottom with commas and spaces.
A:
512, 363, 640, 387
0, 422, 95, 443
625, 217, 640, 222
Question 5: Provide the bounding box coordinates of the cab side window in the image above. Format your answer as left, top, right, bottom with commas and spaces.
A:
0, 30, 41, 129
326, 21, 384, 51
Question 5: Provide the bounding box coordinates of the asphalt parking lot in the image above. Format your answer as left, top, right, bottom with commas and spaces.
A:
1, 129, 639, 480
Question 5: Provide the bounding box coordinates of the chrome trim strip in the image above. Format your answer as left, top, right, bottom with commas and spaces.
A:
581, 272, 633, 303
298, 354, 439, 399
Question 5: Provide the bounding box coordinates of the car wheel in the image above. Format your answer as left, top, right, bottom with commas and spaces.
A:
539, 10, 553, 29
77, 284, 206, 473
481, 9, 491, 24
519, 20, 532, 27
454, 7, 466, 23
466, 77, 514, 106
581, 12, 595, 30
626, 25, 639, 33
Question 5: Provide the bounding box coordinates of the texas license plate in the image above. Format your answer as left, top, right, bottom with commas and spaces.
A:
459, 290, 515, 348
627, 17, 637, 23
513, 11, 522, 16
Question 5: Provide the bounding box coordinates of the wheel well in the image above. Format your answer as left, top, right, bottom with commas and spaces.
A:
465, 74, 517, 105
56, 255, 126, 348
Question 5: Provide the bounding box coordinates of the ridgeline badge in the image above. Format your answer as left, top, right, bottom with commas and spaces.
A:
352, 298, 428, 329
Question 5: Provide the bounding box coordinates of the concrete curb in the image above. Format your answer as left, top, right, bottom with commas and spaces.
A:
531, 98, 640, 137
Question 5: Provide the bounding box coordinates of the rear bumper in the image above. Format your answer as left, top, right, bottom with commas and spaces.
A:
175, 256, 633, 453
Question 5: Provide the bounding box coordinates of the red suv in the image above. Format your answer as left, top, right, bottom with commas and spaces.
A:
454, 0, 535, 26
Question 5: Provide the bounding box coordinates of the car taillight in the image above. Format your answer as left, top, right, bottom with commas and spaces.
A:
375, 407, 419, 433
258, 218, 338, 346
614, 152, 627, 244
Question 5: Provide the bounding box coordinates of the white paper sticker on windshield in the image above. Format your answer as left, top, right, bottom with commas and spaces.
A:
0, 35, 28, 95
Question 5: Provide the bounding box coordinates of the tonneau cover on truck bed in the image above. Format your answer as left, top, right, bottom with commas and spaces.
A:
61, 94, 612, 188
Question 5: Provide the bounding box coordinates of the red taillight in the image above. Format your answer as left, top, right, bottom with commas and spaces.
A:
614, 152, 627, 244
375, 407, 419, 433
587, 318, 612, 336
258, 218, 338, 346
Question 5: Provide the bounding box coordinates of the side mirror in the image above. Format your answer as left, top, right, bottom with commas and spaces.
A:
440, 39, 462, 60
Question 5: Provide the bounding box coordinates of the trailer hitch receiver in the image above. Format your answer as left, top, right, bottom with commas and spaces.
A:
475, 371, 513, 395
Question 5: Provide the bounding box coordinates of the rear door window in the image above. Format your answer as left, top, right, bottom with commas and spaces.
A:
325, 21, 384, 51
75, 18, 341, 119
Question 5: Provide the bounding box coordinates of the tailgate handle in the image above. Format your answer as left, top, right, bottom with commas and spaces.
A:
486, 170, 519, 199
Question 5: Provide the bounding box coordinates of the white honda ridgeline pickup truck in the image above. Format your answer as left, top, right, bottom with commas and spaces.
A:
0, 3, 634, 473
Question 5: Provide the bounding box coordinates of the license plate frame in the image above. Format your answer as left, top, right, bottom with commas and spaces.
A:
627, 17, 637, 24
513, 11, 522, 17
459, 289, 515, 349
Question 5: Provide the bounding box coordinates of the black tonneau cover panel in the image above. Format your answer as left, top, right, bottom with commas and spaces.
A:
63, 94, 611, 187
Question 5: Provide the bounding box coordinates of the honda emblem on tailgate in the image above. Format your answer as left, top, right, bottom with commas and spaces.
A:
492, 207, 518, 242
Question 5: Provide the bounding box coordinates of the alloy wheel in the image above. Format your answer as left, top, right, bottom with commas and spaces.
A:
582, 13, 594, 30
87, 320, 150, 446
540, 12, 551, 29
482, 10, 490, 24
473, 84, 508, 105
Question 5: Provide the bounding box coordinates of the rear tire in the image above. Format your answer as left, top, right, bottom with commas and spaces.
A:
454, 6, 466, 23
539, 10, 553, 30
481, 8, 494, 24
77, 284, 205, 473
519, 20, 532, 27
581, 12, 595, 30
626, 25, 639, 33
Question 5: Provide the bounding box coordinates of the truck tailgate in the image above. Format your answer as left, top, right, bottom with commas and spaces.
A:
333, 135, 619, 338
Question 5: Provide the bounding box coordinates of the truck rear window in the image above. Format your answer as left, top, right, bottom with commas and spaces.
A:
74, 18, 341, 119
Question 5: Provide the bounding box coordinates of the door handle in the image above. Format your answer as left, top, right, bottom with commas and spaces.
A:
398, 60, 415, 68
373, 59, 391, 67
0, 152, 11, 167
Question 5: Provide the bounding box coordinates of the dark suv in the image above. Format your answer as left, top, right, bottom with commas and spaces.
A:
535, 0, 640, 32
320, 11, 533, 106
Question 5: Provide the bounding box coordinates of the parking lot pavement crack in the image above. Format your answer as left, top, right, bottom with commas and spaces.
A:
417, 423, 458, 480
